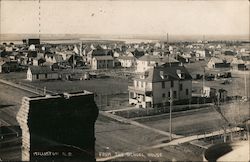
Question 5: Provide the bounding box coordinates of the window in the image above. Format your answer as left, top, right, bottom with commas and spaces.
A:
45, 73, 48, 79
162, 93, 166, 98
168, 92, 171, 98
162, 81, 165, 88
186, 89, 189, 95
173, 91, 177, 99
36, 74, 39, 79
141, 82, 144, 88
171, 80, 174, 87
180, 83, 183, 91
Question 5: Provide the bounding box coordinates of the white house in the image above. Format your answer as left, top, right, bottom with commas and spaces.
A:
27, 66, 59, 81
117, 55, 136, 68
91, 56, 114, 70
136, 54, 179, 73
195, 50, 206, 60
129, 65, 192, 108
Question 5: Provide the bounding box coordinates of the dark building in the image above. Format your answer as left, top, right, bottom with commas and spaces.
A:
28, 39, 40, 46
17, 91, 99, 162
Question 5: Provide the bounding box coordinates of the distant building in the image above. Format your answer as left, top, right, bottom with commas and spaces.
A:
45, 54, 64, 64
136, 54, 179, 73
33, 58, 46, 66
17, 91, 99, 161
91, 56, 114, 70
207, 57, 230, 69
27, 66, 59, 81
0, 61, 10, 73
27, 38, 40, 46
195, 50, 206, 60
0, 60, 19, 73
87, 47, 113, 65
231, 58, 246, 71
129, 65, 192, 108
117, 54, 136, 68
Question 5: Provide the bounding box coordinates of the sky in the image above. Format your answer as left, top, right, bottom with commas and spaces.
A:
0, 0, 249, 37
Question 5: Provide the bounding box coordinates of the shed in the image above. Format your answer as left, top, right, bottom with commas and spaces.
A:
27, 66, 59, 81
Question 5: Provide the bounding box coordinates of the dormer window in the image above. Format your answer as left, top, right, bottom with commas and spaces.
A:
160, 71, 164, 79
176, 69, 185, 79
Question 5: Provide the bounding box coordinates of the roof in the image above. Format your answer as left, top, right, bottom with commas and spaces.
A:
208, 57, 224, 63
118, 55, 135, 60
93, 56, 113, 61
241, 55, 250, 61
54, 55, 63, 62
28, 66, 56, 74
231, 59, 245, 64
138, 54, 179, 63
92, 49, 112, 56
135, 65, 192, 83
0, 61, 8, 66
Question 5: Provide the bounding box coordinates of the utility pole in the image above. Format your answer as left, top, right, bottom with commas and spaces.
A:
203, 68, 206, 104
169, 88, 173, 141
73, 52, 75, 73
244, 67, 247, 97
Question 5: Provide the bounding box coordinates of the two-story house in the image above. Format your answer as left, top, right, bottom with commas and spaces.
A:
129, 65, 192, 108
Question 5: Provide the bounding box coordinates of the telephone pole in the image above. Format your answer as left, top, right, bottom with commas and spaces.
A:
169, 88, 173, 141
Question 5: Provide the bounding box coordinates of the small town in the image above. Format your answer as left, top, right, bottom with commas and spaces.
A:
0, 0, 249, 162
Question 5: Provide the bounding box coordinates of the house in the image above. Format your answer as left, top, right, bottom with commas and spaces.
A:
45, 53, 63, 64
224, 50, 236, 56
87, 47, 113, 65
131, 48, 145, 59
136, 54, 179, 73
231, 58, 246, 71
241, 54, 250, 65
91, 56, 114, 70
195, 50, 205, 60
67, 55, 85, 67
33, 58, 46, 66
128, 65, 192, 108
0, 60, 19, 73
0, 61, 10, 73
27, 38, 40, 46
177, 54, 191, 63
117, 54, 136, 68
27, 66, 59, 81
207, 57, 230, 69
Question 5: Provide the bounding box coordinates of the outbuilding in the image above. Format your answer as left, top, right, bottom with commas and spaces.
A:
27, 66, 59, 81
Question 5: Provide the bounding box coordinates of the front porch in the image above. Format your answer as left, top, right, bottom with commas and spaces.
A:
129, 91, 153, 108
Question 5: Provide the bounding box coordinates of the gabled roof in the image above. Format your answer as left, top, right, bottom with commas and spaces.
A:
0, 61, 7, 66
138, 54, 179, 63
118, 55, 135, 60
136, 65, 192, 83
92, 49, 113, 56
208, 57, 224, 63
93, 56, 113, 61
231, 59, 245, 65
54, 55, 63, 62
241, 55, 250, 61
28, 66, 56, 74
